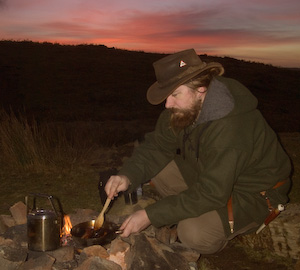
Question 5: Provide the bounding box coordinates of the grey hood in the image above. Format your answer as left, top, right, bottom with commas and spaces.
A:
197, 76, 258, 125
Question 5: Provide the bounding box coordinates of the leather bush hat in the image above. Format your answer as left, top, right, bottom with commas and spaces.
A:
147, 49, 224, 105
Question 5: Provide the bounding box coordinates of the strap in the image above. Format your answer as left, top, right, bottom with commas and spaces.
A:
227, 196, 234, 233
227, 179, 287, 234
260, 179, 288, 196
272, 179, 288, 189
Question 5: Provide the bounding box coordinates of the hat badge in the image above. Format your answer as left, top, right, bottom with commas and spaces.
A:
179, 60, 187, 68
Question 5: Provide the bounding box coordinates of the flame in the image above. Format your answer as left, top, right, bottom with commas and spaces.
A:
61, 215, 72, 237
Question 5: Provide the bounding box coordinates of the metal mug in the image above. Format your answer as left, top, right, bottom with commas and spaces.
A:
26, 193, 64, 252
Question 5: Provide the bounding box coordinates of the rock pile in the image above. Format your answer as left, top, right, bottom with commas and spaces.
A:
1, 191, 299, 269
0, 199, 200, 270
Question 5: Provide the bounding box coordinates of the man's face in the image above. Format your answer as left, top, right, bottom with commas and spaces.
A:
165, 85, 204, 130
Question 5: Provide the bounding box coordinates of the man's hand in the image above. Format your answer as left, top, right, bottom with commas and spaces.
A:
119, 210, 151, 237
105, 175, 130, 199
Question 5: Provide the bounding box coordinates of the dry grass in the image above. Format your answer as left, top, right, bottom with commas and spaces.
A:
0, 110, 97, 213
0, 110, 136, 214
0, 110, 41, 171
0, 110, 96, 173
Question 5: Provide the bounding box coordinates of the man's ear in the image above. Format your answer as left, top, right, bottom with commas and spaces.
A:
196, 87, 207, 95
196, 87, 207, 102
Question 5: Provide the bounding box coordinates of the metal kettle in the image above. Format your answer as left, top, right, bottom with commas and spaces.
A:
26, 193, 64, 252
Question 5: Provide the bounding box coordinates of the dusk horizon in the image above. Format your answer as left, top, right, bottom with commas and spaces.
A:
1, 0, 299, 68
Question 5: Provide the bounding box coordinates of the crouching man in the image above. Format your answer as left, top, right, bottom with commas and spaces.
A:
104, 49, 291, 254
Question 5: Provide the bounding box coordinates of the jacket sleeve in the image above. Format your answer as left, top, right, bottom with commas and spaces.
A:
118, 110, 178, 191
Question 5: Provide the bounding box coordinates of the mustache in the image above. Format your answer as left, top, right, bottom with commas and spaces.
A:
170, 108, 190, 114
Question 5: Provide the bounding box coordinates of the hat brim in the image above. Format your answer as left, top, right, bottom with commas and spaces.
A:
147, 62, 224, 105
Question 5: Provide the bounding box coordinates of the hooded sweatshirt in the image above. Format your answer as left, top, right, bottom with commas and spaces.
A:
119, 76, 291, 236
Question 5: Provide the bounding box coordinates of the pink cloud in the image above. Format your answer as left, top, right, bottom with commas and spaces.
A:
92, 9, 298, 51
1, 0, 299, 67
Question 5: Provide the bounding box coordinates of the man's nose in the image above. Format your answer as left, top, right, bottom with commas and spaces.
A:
165, 96, 173, 108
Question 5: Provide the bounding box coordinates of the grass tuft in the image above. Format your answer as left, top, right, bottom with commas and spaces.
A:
0, 109, 96, 173
0, 110, 136, 214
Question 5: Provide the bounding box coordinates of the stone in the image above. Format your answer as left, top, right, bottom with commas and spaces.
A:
0, 215, 16, 228
0, 244, 27, 262
109, 237, 131, 270
0, 215, 16, 234
21, 253, 55, 270
3, 224, 27, 247
126, 233, 190, 270
75, 256, 122, 270
81, 245, 109, 259
0, 236, 15, 247
0, 256, 22, 270
9, 201, 27, 225
78, 245, 109, 265
53, 260, 79, 270
1, 201, 198, 270
47, 245, 75, 262
155, 225, 178, 245
0, 219, 8, 234
170, 242, 201, 263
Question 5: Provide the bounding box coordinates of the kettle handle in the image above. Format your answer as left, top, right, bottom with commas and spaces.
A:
25, 193, 64, 218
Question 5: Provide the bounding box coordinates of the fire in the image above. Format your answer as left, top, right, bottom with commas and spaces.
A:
61, 215, 73, 246
61, 215, 72, 237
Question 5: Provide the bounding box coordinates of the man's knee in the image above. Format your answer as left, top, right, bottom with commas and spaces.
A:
177, 211, 228, 254
151, 160, 188, 197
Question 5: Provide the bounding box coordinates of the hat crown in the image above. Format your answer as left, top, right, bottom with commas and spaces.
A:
153, 49, 205, 86
147, 48, 224, 105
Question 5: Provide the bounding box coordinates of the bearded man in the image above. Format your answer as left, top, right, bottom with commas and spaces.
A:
104, 49, 291, 254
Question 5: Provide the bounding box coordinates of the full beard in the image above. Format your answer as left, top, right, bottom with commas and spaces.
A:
169, 100, 202, 131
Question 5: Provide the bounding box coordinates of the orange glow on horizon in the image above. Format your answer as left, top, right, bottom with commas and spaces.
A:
1, 0, 299, 68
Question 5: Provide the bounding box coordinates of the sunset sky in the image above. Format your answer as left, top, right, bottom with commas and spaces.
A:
0, 0, 299, 68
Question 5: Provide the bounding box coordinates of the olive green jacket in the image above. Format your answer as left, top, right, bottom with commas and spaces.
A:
119, 76, 291, 236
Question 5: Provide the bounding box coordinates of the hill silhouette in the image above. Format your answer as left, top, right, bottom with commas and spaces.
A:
0, 40, 299, 133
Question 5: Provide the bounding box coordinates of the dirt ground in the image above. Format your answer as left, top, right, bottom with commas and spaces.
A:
199, 241, 298, 270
